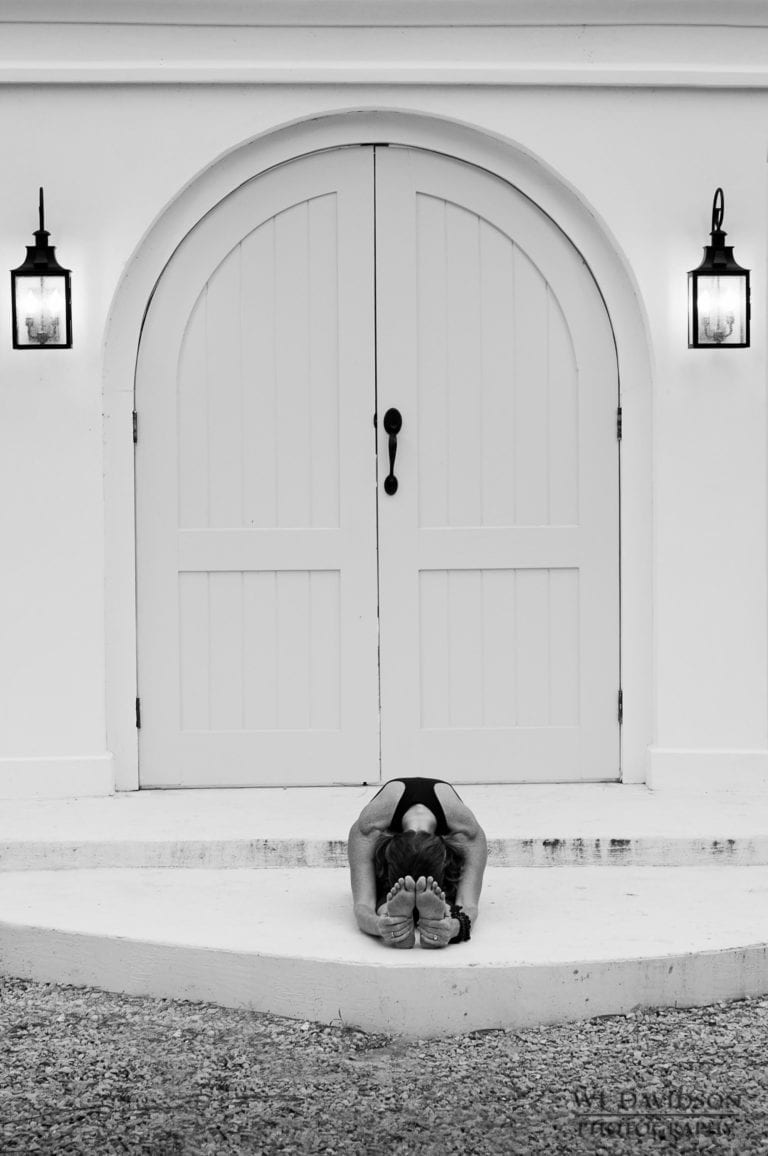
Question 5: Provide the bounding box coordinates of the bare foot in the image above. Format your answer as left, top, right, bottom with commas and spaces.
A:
386, 876, 416, 920
379, 876, 416, 949
415, 876, 448, 922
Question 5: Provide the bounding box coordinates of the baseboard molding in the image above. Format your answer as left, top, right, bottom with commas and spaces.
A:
10, 749, 767, 798
647, 747, 768, 793
0, 755, 115, 799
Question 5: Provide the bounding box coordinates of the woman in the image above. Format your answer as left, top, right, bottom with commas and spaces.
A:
347, 777, 488, 949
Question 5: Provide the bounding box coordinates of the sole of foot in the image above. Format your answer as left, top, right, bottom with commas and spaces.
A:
416, 876, 450, 949
415, 876, 448, 921
383, 876, 416, 949
387, 876, 416, 920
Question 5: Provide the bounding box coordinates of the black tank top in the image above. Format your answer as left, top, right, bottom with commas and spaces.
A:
374, 777, 458, 836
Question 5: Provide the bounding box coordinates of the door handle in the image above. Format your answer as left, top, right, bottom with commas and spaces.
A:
383, 408, 402, 495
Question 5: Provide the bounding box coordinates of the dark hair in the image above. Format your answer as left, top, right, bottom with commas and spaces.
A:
373, 830, 464, 909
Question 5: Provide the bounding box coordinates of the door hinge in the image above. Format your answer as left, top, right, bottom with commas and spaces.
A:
618, 688, 623, 725
135, 697, 141, 729
617, 406, 623, 441
132, 410, 138, 444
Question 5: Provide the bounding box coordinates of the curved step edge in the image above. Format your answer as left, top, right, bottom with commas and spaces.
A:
2, 921, 767, 1037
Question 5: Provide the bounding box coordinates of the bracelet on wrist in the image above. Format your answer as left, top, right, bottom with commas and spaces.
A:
448, 904, 472, 944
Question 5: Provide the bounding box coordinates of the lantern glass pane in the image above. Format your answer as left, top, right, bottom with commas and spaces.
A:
695, 274, 748, 346
14, 274, 68, 347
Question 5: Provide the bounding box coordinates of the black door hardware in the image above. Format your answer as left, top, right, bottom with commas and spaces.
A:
383, 408, 402, 495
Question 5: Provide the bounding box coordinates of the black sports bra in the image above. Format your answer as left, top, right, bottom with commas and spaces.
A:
373, 777, 459, 836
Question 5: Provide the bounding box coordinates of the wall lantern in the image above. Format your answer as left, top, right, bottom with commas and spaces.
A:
688, 188, 750, 348
11, 187, 72, 349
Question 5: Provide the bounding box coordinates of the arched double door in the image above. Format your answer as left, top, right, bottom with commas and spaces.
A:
135, 145, 620, 787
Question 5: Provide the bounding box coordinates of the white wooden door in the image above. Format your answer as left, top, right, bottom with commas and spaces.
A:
375, 148, 620, 782
136, 144, 619, 787
136, 149, 380, 785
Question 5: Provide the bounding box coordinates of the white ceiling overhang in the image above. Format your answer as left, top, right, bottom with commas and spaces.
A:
2, 0, 768, 86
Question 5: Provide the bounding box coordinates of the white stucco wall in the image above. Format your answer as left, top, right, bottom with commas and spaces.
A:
1, 5, 766, 794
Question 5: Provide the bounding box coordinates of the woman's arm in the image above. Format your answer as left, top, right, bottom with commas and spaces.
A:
347, 782, 405, 935
347, 819, 384, 935
434, 783, 488, 925
418, 828, 487, 946
453, 827, 488, 924
348, 818, 416, 947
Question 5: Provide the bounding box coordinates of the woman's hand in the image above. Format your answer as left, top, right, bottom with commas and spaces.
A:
418, 915, 460, 949
377, 912, 415, 948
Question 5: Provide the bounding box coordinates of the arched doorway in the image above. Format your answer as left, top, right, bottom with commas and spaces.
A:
133, 143, 620, 786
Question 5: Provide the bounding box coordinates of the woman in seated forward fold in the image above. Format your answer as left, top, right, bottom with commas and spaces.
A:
347, 777, 488, 949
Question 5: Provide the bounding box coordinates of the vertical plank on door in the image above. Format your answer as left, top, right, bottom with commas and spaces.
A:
309, 571, 341, 729
444, 203, 483, 528
415, 194, 448, 529
178, 572, 210, 730
482, 569, 517, 726
241, 220, 278, 530
206, 249, 244, 529
480, 223, 516, 528
208, 571, 244, 729
276, 570, 311, 730
547, 293, 579, 526
549, 568, 580, 725
275, 204, 312, 529
515, 569, 550, 726
419, 570, 450, 728
308, 195, 341, 529
243, 571, 278, 730
448, 569, 484, 725
178, 294, 209, 529
513, 247, 550, 526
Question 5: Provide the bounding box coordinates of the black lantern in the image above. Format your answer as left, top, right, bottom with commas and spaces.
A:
11, 188, 72, 349
688, 188, 750, 348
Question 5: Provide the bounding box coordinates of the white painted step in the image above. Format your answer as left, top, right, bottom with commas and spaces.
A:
4, 784, 768, 869
3, 865, 768, 1036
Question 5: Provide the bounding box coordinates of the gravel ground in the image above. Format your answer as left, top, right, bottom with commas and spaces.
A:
2, 977, 768, 1155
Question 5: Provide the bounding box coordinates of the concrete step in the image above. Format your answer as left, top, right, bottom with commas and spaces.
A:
3, 784, 768, 869
2, 864, 768, 1036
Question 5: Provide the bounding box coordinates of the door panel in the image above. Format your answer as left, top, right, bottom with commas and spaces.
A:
418, 566, 580, 729
375, 146, 620, 782
136, 148, 380, 786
